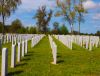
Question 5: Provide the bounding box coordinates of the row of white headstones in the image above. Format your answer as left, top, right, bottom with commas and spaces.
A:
0, 34, 45, 76
0, 34, 34, 52
54, 35, 100, 51
0, 34, 38, 44
48, 35, 57, 65
31, 35, 45, 47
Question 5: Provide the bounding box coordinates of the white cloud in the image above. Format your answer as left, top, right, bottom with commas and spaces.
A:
18, 0, 56, 12
83, 0, 100, 9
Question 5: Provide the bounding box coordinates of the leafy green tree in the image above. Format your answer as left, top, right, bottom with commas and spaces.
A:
29, 27, 37, 34
95, 31, 100, 36
53, 22, 59, 30
73, 30, 79, 35
34, 6, 53, 33
0, 22, 11, 33
59, 24, 69, 35
4, 25, 11, 33
0, 0, 21, 34
10, 19, 22, 33
52, 22, 59, 34
17, 27, 26, 34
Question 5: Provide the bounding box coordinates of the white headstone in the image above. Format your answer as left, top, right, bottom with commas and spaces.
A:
89, 41, 92, 51
14, 37, 16, 45
12, 36, 14, 45
86, 41, 88, 49
17, 43, 21, 62
25, 40, 28, 54
53, 43, 57, 64
10, 35, 11, 42
31, 38, 33, 47
1, 48, 8, 76
11, 45, 16, 68
22, 41, 25, 57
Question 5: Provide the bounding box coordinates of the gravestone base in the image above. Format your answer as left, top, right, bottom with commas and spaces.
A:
51, 62, 57, 65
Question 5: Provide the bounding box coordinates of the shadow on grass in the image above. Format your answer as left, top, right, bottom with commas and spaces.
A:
57, 60, 64, 64
72, 43, 86, 51
57, 55, 61, 58
25, 54, 33, 57
22, 58, 31, 61
8, 70, 23, 76
16, 63, 27, 67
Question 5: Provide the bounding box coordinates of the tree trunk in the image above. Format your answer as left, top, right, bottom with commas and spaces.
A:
1, 0, 5, 35
70, 24, 74, 35
79, 21, 81, 35
2, 15, 5, 35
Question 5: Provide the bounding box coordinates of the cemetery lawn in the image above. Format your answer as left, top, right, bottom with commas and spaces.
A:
0, 36, 100, 76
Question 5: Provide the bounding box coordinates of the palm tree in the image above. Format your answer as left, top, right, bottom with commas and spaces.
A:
0, 0, 21, 34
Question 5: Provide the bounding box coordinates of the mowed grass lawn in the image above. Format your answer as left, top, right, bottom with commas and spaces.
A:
0, 36, 100, 76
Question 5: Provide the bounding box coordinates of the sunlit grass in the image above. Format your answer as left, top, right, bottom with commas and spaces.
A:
0, 36, 100, 76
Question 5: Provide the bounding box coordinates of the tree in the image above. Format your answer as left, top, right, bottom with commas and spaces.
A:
56, 0, 86, 34
95, 31, 100, 36
34, 6, 53, 33
0, 22, 3, 33
28, 27, 37, 34
75, 0, 87, 34
17, 27, 26, 34
0, 0, 21, 34
56, 0, 76, 34
59, 24, 69, 34
52, 22, 59, 34
10, 19, 22, 33
53, 22, 59, 30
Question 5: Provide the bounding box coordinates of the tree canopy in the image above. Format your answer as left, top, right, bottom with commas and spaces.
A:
34, 6, 53, 33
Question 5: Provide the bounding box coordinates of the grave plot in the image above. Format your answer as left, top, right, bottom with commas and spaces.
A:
0, 34, 34, 45
0, 34, 45, 76
72, 35, 100, 51
1, 35, 52, 76
54, 35, 100, 51
48, 35, 57, 64
54, 35, 73, 49
0, 35, 100, 76
51, 36, 100, 76
31, 35, 45, 47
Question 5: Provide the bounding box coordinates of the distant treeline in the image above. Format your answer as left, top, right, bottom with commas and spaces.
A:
0, 19, 100, 36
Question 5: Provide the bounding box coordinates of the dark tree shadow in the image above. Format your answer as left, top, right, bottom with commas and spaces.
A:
57, 55, 61, 58
25, 54, 32, 57
8, 70, 23, 76
57, 60, 64, 63
16, 63, 27, 67
22, 58, 31, 61
28, 51, 34, 54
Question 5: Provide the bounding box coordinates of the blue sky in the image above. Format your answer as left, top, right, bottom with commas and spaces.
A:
6, 0, 100, 34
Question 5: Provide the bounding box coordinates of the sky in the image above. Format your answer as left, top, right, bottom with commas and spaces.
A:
5, 0, 100, 34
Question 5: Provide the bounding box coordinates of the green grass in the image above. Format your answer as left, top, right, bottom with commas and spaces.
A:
0, 36, 53, 76
52, 36, 100, 76
0, 36, 100, 76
